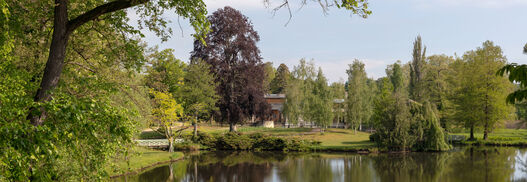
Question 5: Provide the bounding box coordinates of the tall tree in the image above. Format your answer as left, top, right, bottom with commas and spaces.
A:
181, 58, 219, 138
346, 60, 372, 132
191, 7, 269, 132
311, 68, 334, 132
409, 35, 427, 102
283, 59, 316, 126
271, 63, 291, 94
23, 0, 210, 125
424, 55, 455, 129
454, 41, 514, 140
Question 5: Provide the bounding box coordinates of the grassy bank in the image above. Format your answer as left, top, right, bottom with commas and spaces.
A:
108, 147, 184, 177
450, 128, 527, 146
139, 126, 377, 151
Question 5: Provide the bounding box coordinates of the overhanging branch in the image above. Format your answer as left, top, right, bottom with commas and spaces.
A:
67, 0, 150, 33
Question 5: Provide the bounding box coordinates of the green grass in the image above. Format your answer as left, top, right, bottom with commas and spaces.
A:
450, 128, 527, 146
108, 147, 184, 177
288, 128, 375, 150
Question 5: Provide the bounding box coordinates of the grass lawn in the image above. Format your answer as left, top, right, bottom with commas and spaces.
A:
233, 127, 374, 150
450, 128, 527, 146
450, 128, 527, 139
288, 128, 375, 150
108, 147, 184, 177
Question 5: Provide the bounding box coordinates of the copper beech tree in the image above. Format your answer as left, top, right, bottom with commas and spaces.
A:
191, 7, 270, 132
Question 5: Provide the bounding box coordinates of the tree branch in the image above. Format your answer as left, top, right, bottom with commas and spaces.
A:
67, 0, 150, 33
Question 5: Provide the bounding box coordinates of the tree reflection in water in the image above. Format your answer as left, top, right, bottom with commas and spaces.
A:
115, 147, 527, 182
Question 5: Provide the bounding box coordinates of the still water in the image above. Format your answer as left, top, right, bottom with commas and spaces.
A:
116, 147, 527, 182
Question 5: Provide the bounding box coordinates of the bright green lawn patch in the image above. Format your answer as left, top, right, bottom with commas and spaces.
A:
108, 147, 184, 176
288, 128, 375, 150
450, 128, 527, 146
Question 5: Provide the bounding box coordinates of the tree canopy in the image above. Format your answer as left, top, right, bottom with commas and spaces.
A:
191, 6, 270, 131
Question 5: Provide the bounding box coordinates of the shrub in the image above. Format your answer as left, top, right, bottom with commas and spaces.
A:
210, 132, 318, 151
138, 130, 166, 139
195, 131, 217, 148
215, 132, 253, 150
174, 143, 201, 151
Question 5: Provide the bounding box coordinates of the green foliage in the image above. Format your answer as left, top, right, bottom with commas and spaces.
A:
197, 132, 317, 151
310, 68, 334, 129
424, 55, 455, 129
150, 90, 185, 152
284, 59, 317, 124
453, 41, 514, 140
145, 49, 187, 99
271, 63, 290, 94
181, 58, 219, 122
409, 35, 427, 102
346, 59, 373, 132
215, 132, 254, 150
263, 62, 276, 93
497, 63, 527, 104
412, 101, 451, 151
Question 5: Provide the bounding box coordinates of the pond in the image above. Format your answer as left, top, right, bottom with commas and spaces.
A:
115, 147, 527, 182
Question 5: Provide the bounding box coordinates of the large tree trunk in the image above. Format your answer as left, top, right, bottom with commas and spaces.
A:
229, 123, 237, 132
29, 0, 70, 126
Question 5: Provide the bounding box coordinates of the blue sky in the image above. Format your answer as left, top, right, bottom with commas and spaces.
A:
129, 0, 527, 83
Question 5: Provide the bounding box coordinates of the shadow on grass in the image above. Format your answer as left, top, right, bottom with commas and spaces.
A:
341, 141, 374, 146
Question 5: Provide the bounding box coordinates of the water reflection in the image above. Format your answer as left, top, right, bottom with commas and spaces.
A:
115, 147, 527, 182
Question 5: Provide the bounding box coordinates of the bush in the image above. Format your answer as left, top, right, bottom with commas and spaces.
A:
138, 130, 166, 139
173, 143, 201, 151
215, 132, 253, 150
195, 131, 217, 148
207, 132, 318, 151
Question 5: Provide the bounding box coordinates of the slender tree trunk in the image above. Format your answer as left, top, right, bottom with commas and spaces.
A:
192, 115, 198, 140
483, 123, 489, 140
194, 161, 198, 182
359, 120, 362, 131
469, 124, 475, 141
168, 138, 174, 152
29, 0, 70, 126
168, 163, 174, 181
193, 123, 198, 139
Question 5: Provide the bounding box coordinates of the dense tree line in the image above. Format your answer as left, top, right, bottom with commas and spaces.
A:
280, 37, 516, 151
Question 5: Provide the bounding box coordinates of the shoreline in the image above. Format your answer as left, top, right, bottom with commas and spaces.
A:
109, 154, 185, 178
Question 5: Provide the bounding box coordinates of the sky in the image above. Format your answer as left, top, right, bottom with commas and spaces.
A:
128, 0, 527, 83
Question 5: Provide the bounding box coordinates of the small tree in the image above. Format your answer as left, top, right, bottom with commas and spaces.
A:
150, 90, 185, 152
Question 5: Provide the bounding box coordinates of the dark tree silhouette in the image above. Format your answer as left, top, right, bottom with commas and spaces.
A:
191, 6, 270, 132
